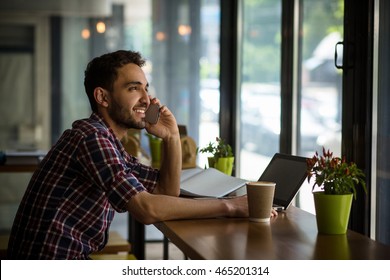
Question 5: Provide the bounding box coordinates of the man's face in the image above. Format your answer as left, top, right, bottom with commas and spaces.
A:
107, 63, 150, 129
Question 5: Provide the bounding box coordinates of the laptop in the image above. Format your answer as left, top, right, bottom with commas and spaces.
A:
258, 153, 308, 211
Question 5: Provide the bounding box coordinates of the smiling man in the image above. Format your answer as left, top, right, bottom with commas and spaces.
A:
7, 50, 275, 259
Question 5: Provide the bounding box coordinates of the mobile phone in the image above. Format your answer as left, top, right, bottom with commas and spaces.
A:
145, 103, 160, 124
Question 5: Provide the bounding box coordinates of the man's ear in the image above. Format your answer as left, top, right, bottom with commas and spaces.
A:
94, 87, 109, 108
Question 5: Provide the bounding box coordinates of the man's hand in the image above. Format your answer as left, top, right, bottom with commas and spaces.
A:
145, 97, 179, 141
223, 195, 278, 219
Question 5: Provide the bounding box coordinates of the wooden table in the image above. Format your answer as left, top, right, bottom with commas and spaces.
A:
155, 206, 390, 260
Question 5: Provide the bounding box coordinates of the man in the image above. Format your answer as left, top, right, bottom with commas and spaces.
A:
7, 50, 276, 259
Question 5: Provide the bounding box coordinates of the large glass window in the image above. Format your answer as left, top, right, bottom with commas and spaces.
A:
239, 0, 282, 181
150, 0, 221, 169
296, 0, 344, 213
238, 0, 343, 214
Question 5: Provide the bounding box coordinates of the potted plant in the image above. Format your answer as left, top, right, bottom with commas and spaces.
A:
306, 147, 367, 234
198, 137, 234, 175
146, 133, 163, 168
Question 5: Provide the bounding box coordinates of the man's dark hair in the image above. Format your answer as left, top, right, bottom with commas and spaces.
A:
84, 50, 146, 112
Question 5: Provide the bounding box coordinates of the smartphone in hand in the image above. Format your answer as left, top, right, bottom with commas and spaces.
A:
145, 103, 160, 124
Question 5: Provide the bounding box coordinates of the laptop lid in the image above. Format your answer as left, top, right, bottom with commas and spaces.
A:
258, 153, 308, 210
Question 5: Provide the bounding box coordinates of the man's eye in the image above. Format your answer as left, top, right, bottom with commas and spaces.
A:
129, 86, 137, 91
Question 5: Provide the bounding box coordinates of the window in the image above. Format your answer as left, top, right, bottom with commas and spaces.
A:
296, 0, 344, 213
239, 0, 282, 180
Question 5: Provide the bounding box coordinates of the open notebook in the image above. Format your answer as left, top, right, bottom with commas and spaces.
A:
180, 167, 246, 198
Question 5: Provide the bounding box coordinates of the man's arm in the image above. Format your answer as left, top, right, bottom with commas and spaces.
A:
127, 191, 249, 225
155, 134, 182, 196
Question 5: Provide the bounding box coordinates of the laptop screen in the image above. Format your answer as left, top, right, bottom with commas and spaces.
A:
258, 153, 308, 209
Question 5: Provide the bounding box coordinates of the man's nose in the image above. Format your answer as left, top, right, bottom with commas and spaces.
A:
140, 90, 150, 105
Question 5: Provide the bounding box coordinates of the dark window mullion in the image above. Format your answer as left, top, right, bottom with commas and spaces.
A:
343, 0, 374, 235
280, 0, 298, 155
219, 0, 239, 172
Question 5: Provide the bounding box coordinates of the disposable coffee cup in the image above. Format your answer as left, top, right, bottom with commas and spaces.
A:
246, 181, 276, 222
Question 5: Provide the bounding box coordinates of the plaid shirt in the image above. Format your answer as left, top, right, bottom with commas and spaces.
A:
7, 113, 159, 259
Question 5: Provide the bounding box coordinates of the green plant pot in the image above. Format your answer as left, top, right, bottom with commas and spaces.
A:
207, 157, 216, 169
214, 157, 234, 176
313, 192, 353, 235
147, 134, 162, 168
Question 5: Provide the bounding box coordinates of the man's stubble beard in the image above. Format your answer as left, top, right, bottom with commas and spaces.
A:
108, 98, 146, 130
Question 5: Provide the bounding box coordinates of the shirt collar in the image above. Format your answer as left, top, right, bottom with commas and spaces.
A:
90, 112, 128, 155
90, 112, 117, 138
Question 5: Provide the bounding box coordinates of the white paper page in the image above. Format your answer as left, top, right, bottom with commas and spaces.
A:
180, 167, 204, 182
180, 168, 247, 198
